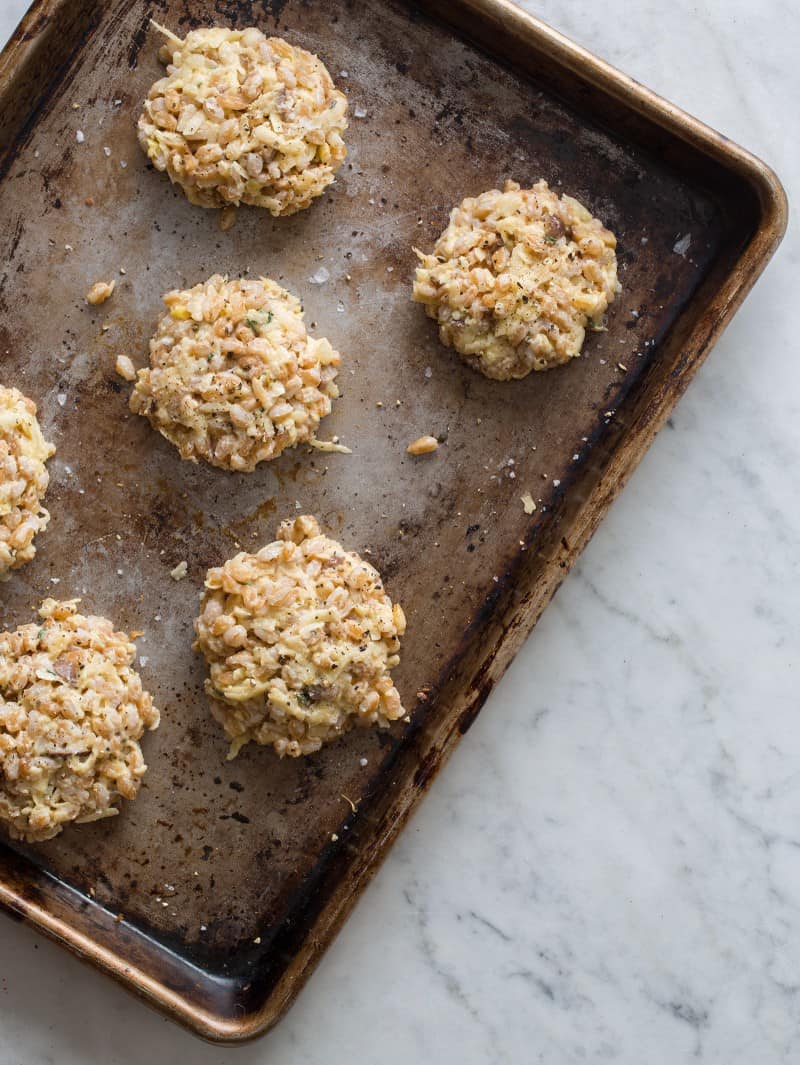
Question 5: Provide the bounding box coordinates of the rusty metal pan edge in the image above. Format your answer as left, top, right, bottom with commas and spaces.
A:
0, 0, 788, 1044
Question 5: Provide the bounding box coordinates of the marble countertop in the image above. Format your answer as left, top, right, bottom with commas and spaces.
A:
0, 2, 797, 1063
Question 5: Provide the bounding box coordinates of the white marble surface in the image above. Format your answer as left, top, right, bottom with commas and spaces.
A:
1, 1, 798, 1062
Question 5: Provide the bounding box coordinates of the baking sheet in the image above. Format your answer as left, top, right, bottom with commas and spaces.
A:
0, 0, 785, 1041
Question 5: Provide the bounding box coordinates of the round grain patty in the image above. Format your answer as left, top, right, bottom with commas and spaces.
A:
128, 274, 340, 472
194, 515, 406, 758
412, 179, 619, 380
138, 25, 348, 215
0, 599, 159, 843
0, 385, 55, 579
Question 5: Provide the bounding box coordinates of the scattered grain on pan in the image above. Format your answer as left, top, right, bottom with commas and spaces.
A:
407, 435, 439, 456
86, 279, 116, 305
115, 355, 136, 382
219, 206, 237, 232
170, 560, 188, 581
521, 492, 536, 515
309, 439, 351, 454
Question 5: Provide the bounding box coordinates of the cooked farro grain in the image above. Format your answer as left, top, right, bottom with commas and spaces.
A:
413, 180, 619, 380
128, 275, 340, 472
0, 386, 55, 579
194, 515, 406, 758
138, 25, 348, 215
115, 355, 137, 382
0, 599, 159, 843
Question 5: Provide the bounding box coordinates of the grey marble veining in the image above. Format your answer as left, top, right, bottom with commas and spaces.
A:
0, 1, 798, 1062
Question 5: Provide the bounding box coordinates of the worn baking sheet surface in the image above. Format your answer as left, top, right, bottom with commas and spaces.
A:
0, 0, 755, 1035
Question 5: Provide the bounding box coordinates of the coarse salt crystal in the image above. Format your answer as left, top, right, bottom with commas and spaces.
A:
103, 146, 111, 157
57, 394, 66, 407
309, 266, 330, 285
354, 105, 368, 118
424, 367, 432, 378
76, 130, 85, 143
359, 757, 368, 767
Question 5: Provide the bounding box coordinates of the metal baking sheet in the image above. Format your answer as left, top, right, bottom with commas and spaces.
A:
0, 0, 786, 1042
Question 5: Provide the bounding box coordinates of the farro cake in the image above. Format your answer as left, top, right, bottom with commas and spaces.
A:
138, 25, 348, 216
127, 274, 341, 472
194, 515, 406, 758
0, 385, 55, 579
413, 180, 619, 380
0, 599, 159, 843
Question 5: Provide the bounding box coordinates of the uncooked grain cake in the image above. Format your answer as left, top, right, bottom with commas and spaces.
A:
0, 385, 55, 579
0, 600, 159, 843
138, 24, 348, 215
194, 515, 406, 758
127, 274, 341, 471
413, 180, 620, 379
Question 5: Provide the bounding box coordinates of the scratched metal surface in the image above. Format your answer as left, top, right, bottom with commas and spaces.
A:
0, 0, 726, 1023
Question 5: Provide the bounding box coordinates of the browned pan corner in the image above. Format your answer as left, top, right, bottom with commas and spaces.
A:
0, 0, 787, 1044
